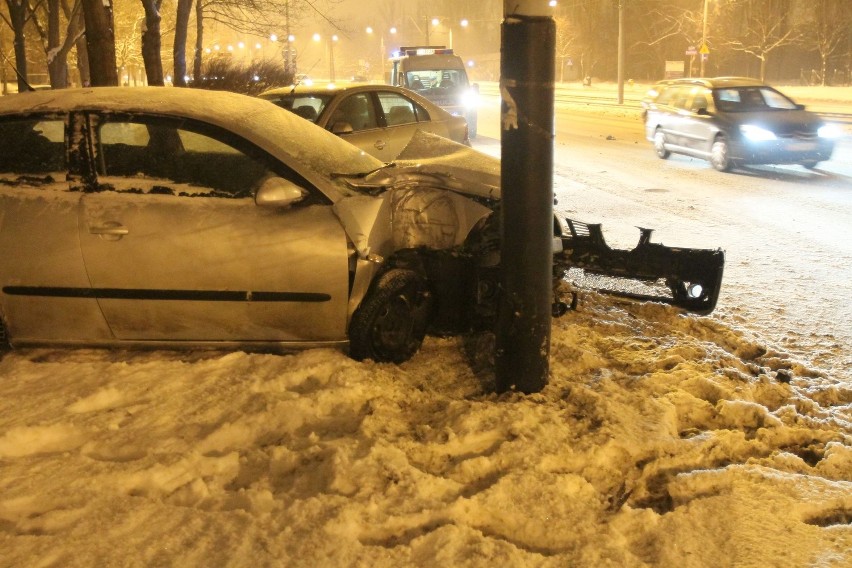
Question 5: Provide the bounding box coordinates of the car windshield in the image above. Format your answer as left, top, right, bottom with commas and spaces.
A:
258, 93, 334, 123
712, 87, 798, 112
405, 69, 468, 91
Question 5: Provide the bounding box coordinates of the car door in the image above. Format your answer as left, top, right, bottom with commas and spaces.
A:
326, 92, 396, 161
677, 88, 716, 153
660, 86, 694, 147
0, 115, 114, 343
375, 91, 437, 157
77, 113, 350, 343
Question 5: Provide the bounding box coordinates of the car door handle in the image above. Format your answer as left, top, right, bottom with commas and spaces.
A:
374, 139, 386, 150
89, 222, 129, 236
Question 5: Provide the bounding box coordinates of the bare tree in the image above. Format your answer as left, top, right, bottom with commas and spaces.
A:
718, 0, 800, 82
173, 0, 191, 86
3, 0, 32, 91
28, 0, 86, 88
554, 15, 576, 82
800, 0, 852, 85
550, 0, 616, 81
114, 1, 144, 85
140, 0, 164, 85
80, 0, 117, 85
186, 0, 339, 86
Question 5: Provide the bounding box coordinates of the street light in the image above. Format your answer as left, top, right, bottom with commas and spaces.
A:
428, 18, 471, 50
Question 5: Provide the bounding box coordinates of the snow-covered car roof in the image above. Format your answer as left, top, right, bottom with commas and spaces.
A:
0, 86, 384, 201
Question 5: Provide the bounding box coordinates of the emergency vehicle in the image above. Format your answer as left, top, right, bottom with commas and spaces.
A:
389, 46, 479, 138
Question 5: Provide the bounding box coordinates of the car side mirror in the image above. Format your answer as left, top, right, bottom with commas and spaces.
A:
255, 176, 306, 208
332, 121, 354, 135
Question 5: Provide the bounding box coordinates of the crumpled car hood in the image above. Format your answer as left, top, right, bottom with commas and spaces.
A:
346, 130, 501, 202
332, 131, 497, 259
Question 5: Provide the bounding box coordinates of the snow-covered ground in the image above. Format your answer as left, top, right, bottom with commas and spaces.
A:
0, 85, 850, 567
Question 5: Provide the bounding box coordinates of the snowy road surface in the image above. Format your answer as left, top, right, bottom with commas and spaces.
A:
474, 91, 852, 382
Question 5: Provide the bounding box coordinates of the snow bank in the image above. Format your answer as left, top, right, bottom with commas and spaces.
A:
0, 292, 849, 566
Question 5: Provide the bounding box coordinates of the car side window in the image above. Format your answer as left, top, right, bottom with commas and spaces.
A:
0, 117, 66, 177
671, 87, 690, 110
332, 94, 378, 132
95, 115, 278, 199
691, 93, 710, 113
377, 92, 419, 126
412, 102, 430, 121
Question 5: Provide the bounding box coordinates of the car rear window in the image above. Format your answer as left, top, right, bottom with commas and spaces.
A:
261, 93, 332, 123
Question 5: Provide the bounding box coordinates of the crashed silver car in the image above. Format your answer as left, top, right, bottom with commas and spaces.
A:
0, 87, 724, 362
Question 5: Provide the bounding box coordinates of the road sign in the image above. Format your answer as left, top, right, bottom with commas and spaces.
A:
699, 44, 710, 55
686, 46, 697, 55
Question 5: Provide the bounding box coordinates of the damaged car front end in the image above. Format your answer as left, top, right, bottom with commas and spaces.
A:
332, 131, 725, 362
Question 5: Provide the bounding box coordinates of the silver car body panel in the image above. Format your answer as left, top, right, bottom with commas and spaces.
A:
0, 182, 116, 342
0, 90, 494, 351
79, 186, 349, 342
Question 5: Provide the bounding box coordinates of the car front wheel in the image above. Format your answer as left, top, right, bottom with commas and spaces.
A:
348, 269, 432, 363
653, 129, 670, 159
710, 137, 732, 172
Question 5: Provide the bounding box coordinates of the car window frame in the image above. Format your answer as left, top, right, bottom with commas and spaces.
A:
376, 90, 424, 127
83, 111, 332, 205
330, 92, 380, 133
0, 113, 70, 181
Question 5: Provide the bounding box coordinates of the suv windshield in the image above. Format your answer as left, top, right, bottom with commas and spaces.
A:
712, 87, 798, 112
405, 69, 468, 91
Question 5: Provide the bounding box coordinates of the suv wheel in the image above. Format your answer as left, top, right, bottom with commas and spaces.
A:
653, 129, 670, 159
710, 136, 732, 172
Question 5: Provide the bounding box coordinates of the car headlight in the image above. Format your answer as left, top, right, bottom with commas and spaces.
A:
740, 124, 777, 141
818, 124, 843, 139
462, 88, 479, 109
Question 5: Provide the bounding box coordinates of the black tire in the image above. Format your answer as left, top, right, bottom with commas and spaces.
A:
653, 128, 670, 159
348, 269, 432, 363
710, 136, 733, 172
801, 160, 819, 169
467, 112, 478, 139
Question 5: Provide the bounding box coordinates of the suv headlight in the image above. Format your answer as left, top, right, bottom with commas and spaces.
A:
740, 124, 777, 141
462, 88, 479, 109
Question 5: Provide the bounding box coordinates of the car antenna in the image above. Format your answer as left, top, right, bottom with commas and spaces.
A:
0, 51, 36, 92
290, 59, 322, 94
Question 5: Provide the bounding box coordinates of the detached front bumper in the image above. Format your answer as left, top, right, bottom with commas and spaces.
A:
555, 219, 725, 315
